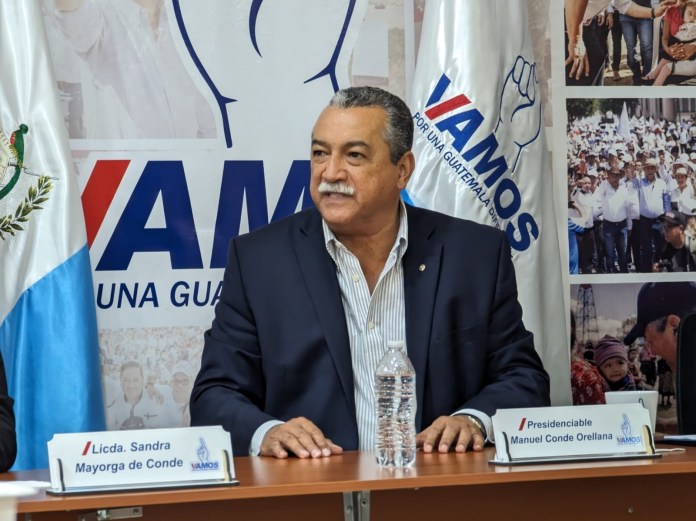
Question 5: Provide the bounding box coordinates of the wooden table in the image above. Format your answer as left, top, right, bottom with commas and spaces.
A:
9, 447, 696, 520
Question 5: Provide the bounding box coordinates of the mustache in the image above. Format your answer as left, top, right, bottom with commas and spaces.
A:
318, 181, 355, 196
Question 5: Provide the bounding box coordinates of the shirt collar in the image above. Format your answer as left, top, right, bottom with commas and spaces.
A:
322, 198, 409, 262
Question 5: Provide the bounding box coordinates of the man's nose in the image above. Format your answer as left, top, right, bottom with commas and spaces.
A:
323, 155, 346, 181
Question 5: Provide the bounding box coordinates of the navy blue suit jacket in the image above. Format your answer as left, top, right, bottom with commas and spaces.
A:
190, 204, 550, 453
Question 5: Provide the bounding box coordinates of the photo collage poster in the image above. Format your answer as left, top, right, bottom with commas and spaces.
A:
558, 1, 696, 434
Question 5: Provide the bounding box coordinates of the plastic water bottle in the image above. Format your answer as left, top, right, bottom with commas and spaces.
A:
375, 340, 416, 467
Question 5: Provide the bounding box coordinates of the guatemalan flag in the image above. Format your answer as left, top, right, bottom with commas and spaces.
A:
407, 0, 570, 404
0, 0, 105, 469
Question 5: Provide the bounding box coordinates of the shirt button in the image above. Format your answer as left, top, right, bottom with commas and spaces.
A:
368, 321, 375, 330
352, 274, 360, 282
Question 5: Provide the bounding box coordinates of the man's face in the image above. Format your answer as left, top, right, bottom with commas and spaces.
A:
645, 165, 657, 181
171, 372, 192, 404
581, 177, 591, 192
608, 171, 621, 188
120, 367, 143, 404
676, 174, 687, 189
663, 222, 685, 248
309, 106, 411, 237
645, 319, 678, 365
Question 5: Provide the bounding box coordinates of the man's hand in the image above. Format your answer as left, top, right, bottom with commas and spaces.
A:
668, 41, 696, 61
566, 35, 589, 80
678, 43, 696, 61
416, 415, 485, 454
259, 417, 343, 459
655, 0, 677, 19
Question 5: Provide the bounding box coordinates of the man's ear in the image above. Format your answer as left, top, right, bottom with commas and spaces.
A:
397, 151, 415, 189
668, 314, 681, 334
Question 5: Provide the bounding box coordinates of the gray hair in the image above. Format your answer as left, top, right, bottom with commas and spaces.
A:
648, 304, 696, 333
328, 86, 413, 165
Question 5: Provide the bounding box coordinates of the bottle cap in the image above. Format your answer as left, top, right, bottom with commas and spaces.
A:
386, 340, 405, 350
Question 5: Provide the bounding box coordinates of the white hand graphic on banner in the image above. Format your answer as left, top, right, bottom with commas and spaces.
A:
172, 0, 363, 151
494, 56, 542, 174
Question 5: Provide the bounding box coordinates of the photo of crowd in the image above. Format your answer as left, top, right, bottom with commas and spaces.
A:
565, 0, 696, 86
570, 281, 696, 434
567, 97, 696, 274
99, 326, 204, 431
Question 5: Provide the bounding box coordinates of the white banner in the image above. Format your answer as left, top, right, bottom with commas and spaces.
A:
407, 0, 569, 404
40, 0, 374, 431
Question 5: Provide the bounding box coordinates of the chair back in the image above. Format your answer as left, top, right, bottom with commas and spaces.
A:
677, 312, 696, 433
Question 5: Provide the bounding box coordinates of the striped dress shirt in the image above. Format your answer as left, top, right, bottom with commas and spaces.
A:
322, 201, 409, 450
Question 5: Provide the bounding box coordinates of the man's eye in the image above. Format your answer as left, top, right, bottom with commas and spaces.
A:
312, 150, 327, 157
348, 152, 363, 159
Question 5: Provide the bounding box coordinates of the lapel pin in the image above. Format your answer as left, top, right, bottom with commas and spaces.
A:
418, 264, 426, 272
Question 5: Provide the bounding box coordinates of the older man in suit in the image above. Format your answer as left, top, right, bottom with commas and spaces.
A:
190, 86, 550, 459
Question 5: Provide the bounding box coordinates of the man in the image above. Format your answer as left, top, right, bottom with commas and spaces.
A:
670, 166, 696, 215
596, 168, 632, 272
670, 145, 681, 164
624, 164, 642, 271
624, 282, 696, 372
680, 123, 690, 154
570, 170, 585, 199
564, 0, 674, 85
573, 175, 599, 273
169, 363, 194, 420
629, 157, 671, 272
587, 169, 607, 272
190, 86, 550, 459
106, 361, 177, 430
654, 210, 696, 272
52, 0, 216, 139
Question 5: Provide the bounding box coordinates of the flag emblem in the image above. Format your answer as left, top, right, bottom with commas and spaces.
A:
0, 125, 54, 240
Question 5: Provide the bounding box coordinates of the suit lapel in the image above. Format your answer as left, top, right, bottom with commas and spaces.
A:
293, 210, 356, 414
403, 206, 442, 429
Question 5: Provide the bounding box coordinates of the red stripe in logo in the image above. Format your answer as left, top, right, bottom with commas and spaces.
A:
82, 441, 92, 456
518, 418, 527, 431
81, 159, 130, 248
424, 94, 471, 120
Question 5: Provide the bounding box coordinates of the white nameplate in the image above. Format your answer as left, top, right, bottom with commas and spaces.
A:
47, 426, 236, 494
491, 404, 658, 465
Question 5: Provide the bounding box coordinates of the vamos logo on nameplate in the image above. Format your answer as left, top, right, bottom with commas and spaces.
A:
491, 404, 658, 465
191, 437, 220, 472
47, 426, 236, 494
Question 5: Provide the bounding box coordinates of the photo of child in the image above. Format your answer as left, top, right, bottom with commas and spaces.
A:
570, 281, 696, 434
593, 335, 637, 391
644, 1, 696, 85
